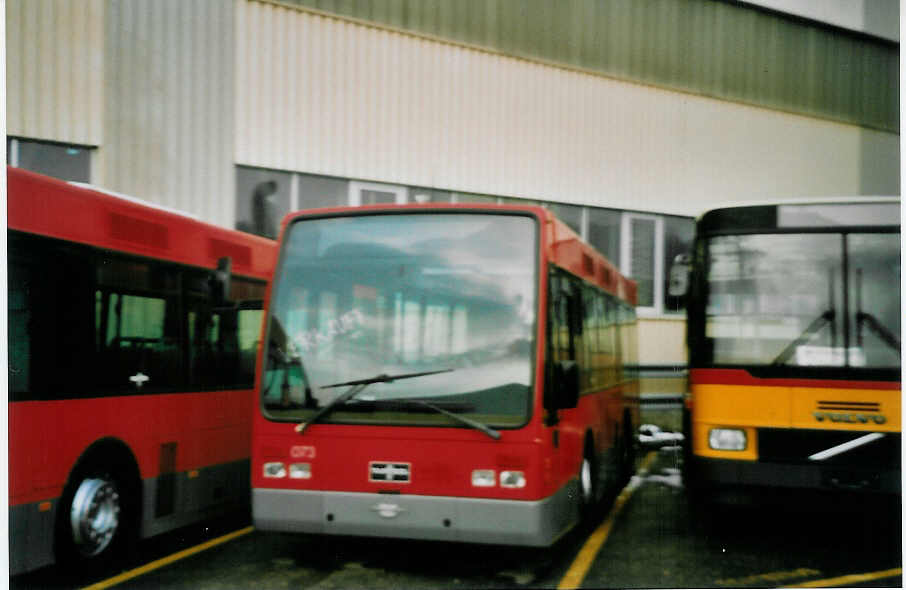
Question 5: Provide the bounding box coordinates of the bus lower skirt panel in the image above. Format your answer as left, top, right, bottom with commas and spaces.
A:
252, 483, 579, 547
9, 499, 57, 576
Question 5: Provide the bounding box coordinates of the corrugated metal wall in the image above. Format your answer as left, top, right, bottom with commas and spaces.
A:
6, 0, 105, 146
282, 0, 899, 133
102, 0, 236, 227
7, 0, 237, 227
236, 1, 899, 216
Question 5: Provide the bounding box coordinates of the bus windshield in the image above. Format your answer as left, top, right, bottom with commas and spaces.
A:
262, 212, 537, 428
703, 231, 900, 369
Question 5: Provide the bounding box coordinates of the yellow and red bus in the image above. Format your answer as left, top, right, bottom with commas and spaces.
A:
680, 199, 900, 500
8, 168, 275, 574
252, 204, 638, 546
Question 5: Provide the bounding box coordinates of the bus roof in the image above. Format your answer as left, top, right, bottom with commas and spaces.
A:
8, 166, 275, 279
696, 197, 900, 234
279, 202, 637, 306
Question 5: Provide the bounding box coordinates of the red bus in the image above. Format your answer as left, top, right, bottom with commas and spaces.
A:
252, 204, 638, 546
8, 167, 275, 575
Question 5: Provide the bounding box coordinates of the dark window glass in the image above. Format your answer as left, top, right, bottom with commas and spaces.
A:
95, 259, 182, 393
9, 233, 98, 400
236, 166, 292, 239
663, 216, 695, 314
186, 273, 266, 388
587, 208, 621, 266
455, 193, 498, 204
548, 203, 583, 235
297, 174, 348, 210
500, 196, 541, 206
9, 231, 267, 400
630, 218, 656, 308
409, 187, 452, 203
8, 261, 32, 395
9, 137, 91, 183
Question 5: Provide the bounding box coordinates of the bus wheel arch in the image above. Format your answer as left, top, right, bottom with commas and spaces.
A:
55, 438, 142, 570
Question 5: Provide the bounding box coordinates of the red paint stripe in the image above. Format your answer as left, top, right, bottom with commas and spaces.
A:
690, 368, 900, 390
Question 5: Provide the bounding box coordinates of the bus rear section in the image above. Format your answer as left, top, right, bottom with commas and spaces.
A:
252, 205, 638, 546
8, 167, 275, 575
682, 200, 901, 500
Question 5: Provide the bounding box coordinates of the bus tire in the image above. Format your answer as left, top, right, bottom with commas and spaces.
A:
619, 412, 636, 484
55, 443, 141, 573
578, 439, 599, 521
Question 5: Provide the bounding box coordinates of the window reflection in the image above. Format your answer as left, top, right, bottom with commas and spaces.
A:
264, 213, 538, 426
705, 232, 899, 369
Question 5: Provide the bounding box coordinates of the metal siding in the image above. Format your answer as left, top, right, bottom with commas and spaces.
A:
281, 0, 898, 133
102, 0, 235, 227
6, 0, 104, 146
236, 0, 899, 216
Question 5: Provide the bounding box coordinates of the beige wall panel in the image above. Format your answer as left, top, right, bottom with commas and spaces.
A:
6, 0, 104, 146
638, 318, 688, 366
235, 2, 898, 217
102, 0, 235, 227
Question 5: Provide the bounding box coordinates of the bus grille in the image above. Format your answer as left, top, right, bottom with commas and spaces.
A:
369, 462, 411, 483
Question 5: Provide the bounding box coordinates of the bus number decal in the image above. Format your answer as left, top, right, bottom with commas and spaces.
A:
291, 445, 316, 459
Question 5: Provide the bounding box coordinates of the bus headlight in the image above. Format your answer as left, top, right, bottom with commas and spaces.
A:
263, 462, 287, 478
289, 463, 312, 479
709, 428, 747, 451
471, 470, 496, 487
500, 471, 526, 488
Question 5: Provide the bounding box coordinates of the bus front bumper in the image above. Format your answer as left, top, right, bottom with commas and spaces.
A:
688, 457, 901, 496
253, 483, 578, 547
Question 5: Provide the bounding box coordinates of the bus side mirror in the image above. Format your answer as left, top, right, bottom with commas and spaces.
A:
668, 253, 691, 297
553, 360, 580, 410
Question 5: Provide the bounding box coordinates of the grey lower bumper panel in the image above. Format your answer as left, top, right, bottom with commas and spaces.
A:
254, 484, 578, 547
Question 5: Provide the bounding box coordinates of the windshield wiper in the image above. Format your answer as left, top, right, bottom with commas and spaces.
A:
294, 369, 453, 434
771, 309, 835, 366
397, 399, 500, 440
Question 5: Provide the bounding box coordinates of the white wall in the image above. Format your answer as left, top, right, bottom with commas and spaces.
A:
7, 0, 105, 147
235, 1, 900, 219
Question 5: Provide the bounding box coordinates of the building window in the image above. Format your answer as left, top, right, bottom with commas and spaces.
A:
298, 174, 348, 210
547, 203, 584, 236
621, 214, 663, 313
663, 216, 695, 314
233, 167, 695, 317
349, 181, 406, 205
587, 207, 621, 264
8, 137, 92, 183
409, 187, 452, 203
453, 192, 498, 204
236, 167, 292, 239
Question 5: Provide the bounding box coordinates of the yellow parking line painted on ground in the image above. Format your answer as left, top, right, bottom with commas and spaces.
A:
786, 567, 902, 588
81, 526, 254, 590
558, 451, 657, 590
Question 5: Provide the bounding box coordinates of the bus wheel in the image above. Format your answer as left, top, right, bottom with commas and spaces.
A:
56, 452, 140, 572
578, 442, 599, 520
620, 413, 637, 483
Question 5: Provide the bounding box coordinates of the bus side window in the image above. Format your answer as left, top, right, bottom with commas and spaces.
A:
8, 262, 31, 396
95, 258, 180, 393
187, 274, 265, 389
10, 234, 96, 400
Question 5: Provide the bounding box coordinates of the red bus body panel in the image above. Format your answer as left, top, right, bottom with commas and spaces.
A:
7, 167, 276, 574
252, 204, 638, 546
